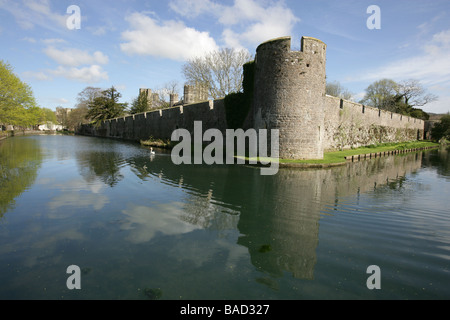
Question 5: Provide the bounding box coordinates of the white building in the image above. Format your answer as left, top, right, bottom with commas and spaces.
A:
38, 122, 63, 131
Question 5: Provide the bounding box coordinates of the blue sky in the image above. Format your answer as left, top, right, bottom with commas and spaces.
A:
1, 0, 449, 114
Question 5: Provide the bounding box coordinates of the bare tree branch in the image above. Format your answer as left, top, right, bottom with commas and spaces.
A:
182, 48, 253, 99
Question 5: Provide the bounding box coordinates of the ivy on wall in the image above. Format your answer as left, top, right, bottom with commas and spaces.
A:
224, 61, 255, 129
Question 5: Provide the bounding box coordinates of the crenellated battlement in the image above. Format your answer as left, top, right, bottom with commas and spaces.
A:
253, 36, 327, 159
79, 35, 425, 161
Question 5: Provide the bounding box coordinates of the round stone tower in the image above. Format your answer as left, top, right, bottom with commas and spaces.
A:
252, 36, 327, 160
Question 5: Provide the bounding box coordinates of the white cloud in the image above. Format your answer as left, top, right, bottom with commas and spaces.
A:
115, 84, 127, 91
25, 45, 109, 84
120, 203, 200, 243
222, 29, 246, 50
44, 47, 109, 67
225, 0, 299, 47
168, 0, 218, 18
52, 97, 69, 104
50, 65, 109, 83
86, 21, 116, 36
41, 38, 66, 45
48, 192, 108, 213
22, 70, 52, 81
346, 29, 450, 114
120, 12, 219, 61
87, 26, 108, 36
22, 37, 37, 43
169, 0, 300, 48
350, 30, 450, 87
0, 0, 66, 31
24, 65, 109, 83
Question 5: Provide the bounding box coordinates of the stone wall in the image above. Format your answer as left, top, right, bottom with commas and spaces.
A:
78, 99, 227, 142
79, 35, 426, 159
323, 95, 424, 151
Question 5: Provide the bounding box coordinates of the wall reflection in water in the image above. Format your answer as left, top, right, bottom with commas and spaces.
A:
130, 149, 424, 281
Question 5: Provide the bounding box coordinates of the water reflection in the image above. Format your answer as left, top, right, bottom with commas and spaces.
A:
76, 150, 125, 187
237, 155, 423, 281
130, 148, 424, 281
1, 135, 445, 299
0, 137, 42, 218
422, 146, 450, 179
120, 202, 201, 243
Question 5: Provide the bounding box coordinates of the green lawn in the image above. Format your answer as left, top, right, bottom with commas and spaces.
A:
239, 141, 440, 165
284, 141, 440, 164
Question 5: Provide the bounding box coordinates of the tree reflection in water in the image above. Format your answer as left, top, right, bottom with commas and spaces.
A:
0, 137, 42, 218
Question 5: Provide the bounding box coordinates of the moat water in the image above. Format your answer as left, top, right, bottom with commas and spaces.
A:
0, 135, 449, 300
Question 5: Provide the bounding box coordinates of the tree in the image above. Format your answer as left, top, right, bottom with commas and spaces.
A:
408, 108, 430, 120
0, 60, 38, 127
56, 107, 70, 127
21, 106, 42, 128
326, 81, 353, 100
182, 48, 252, 99
360, 78, 398, 111
67, 107, 88, 131
64, 87, 105, 131
64, 86, 103, 130
395, 79, 438, 108
360, 78, 435, 120
77, 87, 103, 106
86, 86, 126, 125
154, 80, 181, 109
39, 107, 57, 124
432, 114, 450, 142
129, 90, 149, 114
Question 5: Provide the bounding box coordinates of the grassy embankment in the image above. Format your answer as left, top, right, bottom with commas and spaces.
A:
140, 137, 174, 149
244, 141, 440, 166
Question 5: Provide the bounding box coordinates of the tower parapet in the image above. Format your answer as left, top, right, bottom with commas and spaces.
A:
170, 93, 179, 107
184, 83, 209, 105
252, 36, 327, 160
139, 88, 153, 108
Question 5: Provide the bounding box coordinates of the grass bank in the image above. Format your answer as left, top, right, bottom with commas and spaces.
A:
140, 137, 174, 149
281, 141, 440, 165
239, 141, 440, 167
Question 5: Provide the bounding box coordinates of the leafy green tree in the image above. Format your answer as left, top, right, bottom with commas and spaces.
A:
39, 108, 57, 124
23, 106, 42, 128
0, 60, 38, 127
360, 78, 398, 111
432, 114, 450, 142
129, 90, 149, 114
86, 86, 126, 125
360, 78, 434, 120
